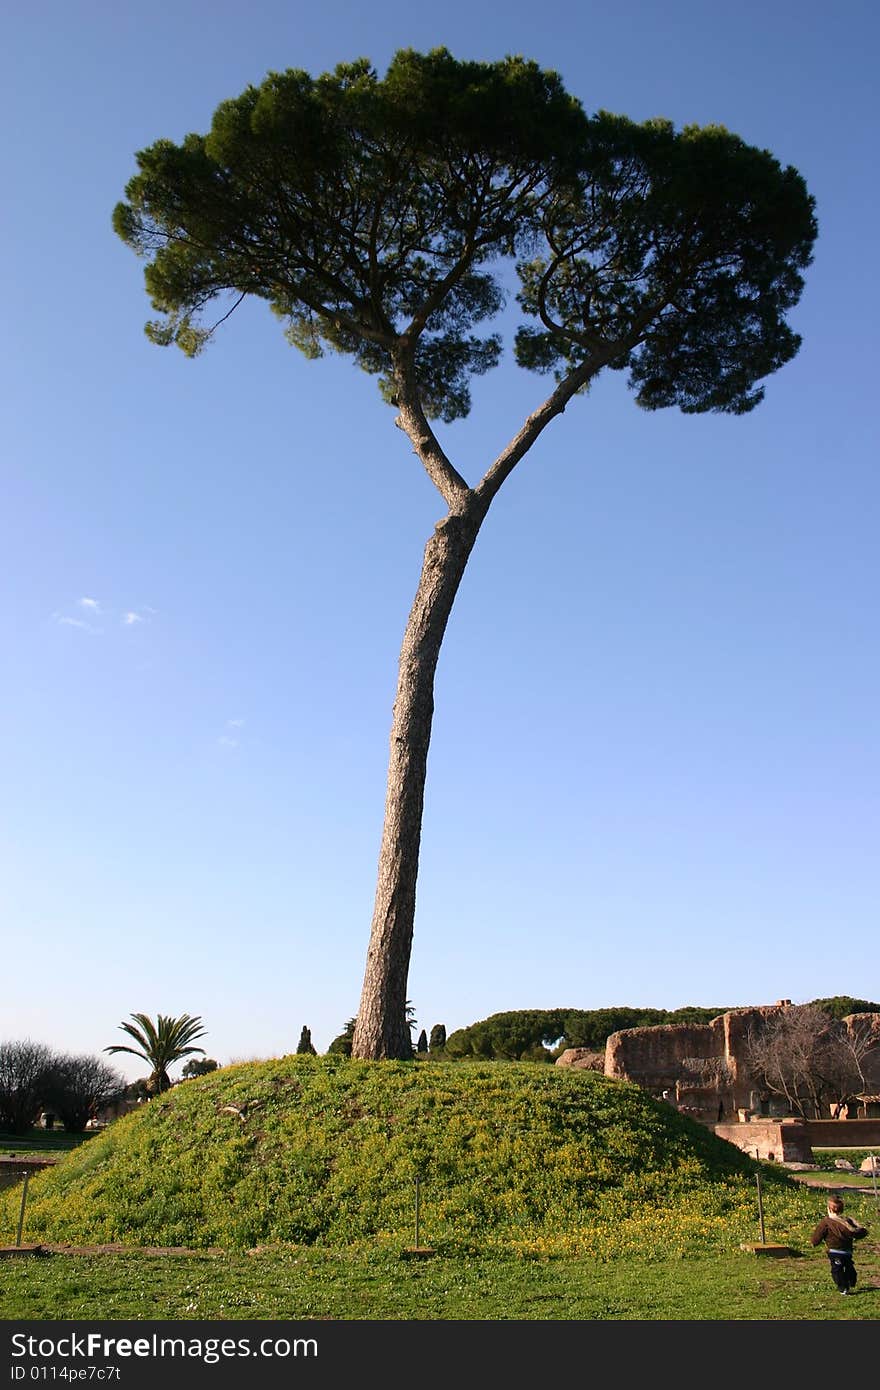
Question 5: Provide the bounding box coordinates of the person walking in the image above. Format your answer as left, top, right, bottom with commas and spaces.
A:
810, 1194, 868, 1295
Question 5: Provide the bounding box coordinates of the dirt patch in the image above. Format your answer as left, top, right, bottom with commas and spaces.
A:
36, 1243, 227, 1257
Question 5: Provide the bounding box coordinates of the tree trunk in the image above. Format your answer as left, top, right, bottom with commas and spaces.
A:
352, 498, 486, 1059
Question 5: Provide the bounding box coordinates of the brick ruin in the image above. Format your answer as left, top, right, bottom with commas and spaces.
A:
557, 1002, 880, 1127
602, 1002, 790, 1123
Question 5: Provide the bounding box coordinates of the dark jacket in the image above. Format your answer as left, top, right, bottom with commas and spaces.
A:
810, 1214, 868, 1253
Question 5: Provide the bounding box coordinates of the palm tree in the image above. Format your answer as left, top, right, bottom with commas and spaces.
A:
105, 1013, 207, 1094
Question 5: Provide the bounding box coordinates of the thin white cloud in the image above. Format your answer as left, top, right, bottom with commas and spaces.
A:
55, 594, 156, 636
226, 718, 245, 728
218, 735, 238, 748
53, 611, 102, 634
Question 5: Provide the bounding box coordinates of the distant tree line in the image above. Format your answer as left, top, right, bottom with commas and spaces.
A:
324, 1006, 732, 1062
441, 1007, 726, 1061
809, 997, 880, 1022
0, 1040, 126, 1134
439, 998, 880, 1063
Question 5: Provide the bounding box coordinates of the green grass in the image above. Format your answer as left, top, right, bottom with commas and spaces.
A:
801, 1172, 879, 1189
1, 1060, 877, 1320
0, 1057, 823, 1259
801, 1149, 880, 1190
812, 1149, 878, 1168
1, 1238, 878, 1320
0, 1130, 95, 1158
0, 1132, 81, 1194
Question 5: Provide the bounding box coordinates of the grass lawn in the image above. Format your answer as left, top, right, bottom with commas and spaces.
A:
0, 1131, 95, 1159
3, 1066, 877, 1324
794, 1172, 879, 1189
1, 1242, 879, 1321
790, 1148, 880, 1192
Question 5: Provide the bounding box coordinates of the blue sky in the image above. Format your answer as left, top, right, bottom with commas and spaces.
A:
2, 1, 877, 1079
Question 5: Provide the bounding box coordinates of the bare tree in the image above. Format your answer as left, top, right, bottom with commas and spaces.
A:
837, 1014, 880, 1098
744, 1004, 873, 1118
0, 1040, 55, 1134
43, 1054, 127, 1132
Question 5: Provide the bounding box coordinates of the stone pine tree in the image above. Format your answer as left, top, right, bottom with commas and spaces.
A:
113, 50, 817, 1059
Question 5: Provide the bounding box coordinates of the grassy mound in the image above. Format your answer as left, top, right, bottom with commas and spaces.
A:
1, 1058, 816, 1257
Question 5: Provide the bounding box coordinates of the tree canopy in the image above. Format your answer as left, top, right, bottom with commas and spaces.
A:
812, 996, 880, 1021
443, 1006, 729, 1060
115, 48, 816, 430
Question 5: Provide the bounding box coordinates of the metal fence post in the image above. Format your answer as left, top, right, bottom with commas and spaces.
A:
16, 1170, 31, 1248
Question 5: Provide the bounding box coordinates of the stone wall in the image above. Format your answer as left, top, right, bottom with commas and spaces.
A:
602, 1003, 793, 1119
801, 1119, 880, 1149
600, 1002, 880, 1124
715, 1117, 880, 1162
555, 1048, 604, 1071
603, 1018, 725, 1094
714, 1120, 814, 1163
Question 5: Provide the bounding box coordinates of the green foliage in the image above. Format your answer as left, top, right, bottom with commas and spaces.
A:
0, 1129, 95, 1156
114, 49, 815, 424
105, 1014, 207, 1093
429, 1024, 447, 1053
113, 50, 581, 419
326, 1018, 356, 1057
812, 998, 880, 1021
405, 1000, 418, 1046
296, 1028, 317, 1056
182, 1059, 219, 1079
516, 114, 816, 414
0, 1056, 817, 1258
444, 999, 878, 1061
444, 1006, 728, 1060
811, 1149, 877, 1169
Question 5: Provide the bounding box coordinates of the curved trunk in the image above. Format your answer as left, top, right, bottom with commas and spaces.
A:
352, 500, 486, 1059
